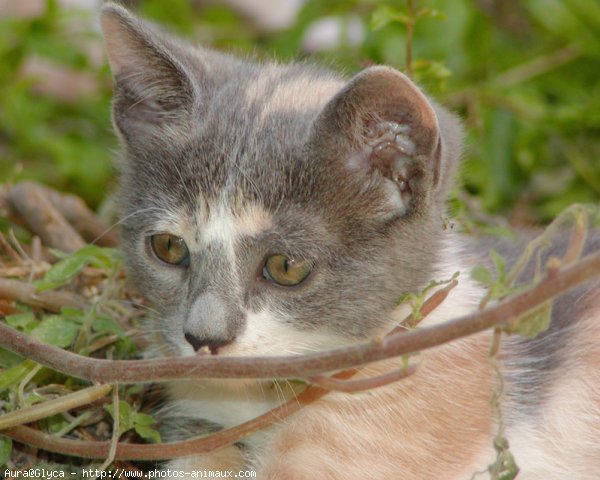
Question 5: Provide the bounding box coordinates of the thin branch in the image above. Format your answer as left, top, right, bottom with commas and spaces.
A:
0, 385, 112, 430
0, 232, 23, 262
400, 278, 458, 330
0, 262, 50, 279
0, 252, 598, 384
493, 44, 580, 88
1, 376, 341, 461
480, 204, 589, 309
98, 385, 120, 471
8, 182, 86, 253
24, 182, 118, 247
563, 207, 587, 265
0, 278, 87, 312
405, 0, 415, 77
308, 364, 417, 393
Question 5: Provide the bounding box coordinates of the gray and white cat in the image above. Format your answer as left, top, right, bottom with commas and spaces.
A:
101, 4, 600, 479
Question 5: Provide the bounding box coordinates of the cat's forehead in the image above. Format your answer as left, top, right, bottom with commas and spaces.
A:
189, 198, 274, 252
198, 62, 343, 148
157, 65, 346, 210
240, 64, 343, 124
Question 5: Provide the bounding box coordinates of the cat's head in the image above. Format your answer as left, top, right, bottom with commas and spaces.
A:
101, 4, 463, 357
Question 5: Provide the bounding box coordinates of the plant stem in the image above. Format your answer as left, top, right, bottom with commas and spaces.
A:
493, 44, 580, 88
97, 385, 119, 473
406, 0, 415, 77
0, 278, 87, 313
0, 252, 599, 384
0, 384, 112, 430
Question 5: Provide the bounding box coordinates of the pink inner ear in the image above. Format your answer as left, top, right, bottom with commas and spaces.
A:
353, 67, 440, 159
347, 120, 416, 174
346, 119, 422, 218
101, 10, 136, 76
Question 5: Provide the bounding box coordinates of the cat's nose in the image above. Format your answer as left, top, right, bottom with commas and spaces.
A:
183, 332, 231, 355
184, 290, 244, 354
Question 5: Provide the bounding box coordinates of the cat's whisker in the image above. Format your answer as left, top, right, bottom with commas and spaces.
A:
90, 206, 171, 245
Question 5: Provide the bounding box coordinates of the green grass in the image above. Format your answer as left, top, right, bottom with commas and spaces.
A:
1, 0, 599, 219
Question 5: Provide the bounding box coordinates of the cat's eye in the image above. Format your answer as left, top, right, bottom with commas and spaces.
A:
262, 255, 312, 286
150, 234, 190, 266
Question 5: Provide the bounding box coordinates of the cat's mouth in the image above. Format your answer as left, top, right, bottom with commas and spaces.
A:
195, 345, 221, 356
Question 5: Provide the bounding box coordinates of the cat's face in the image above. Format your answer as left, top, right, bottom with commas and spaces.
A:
101, 4, 463, 357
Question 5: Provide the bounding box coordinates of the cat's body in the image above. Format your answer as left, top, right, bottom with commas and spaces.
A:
100, 4, 600, 478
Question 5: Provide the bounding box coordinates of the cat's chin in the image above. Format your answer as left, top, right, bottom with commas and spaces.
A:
196, 377, 269, 392
168, 376, 304, 404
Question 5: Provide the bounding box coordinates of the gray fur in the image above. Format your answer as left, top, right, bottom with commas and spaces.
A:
102, 3, 464, 355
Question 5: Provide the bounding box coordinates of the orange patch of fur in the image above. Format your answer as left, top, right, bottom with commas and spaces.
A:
169, 444, 246, 474
234, 204, 273, 238
259, 333, 495, 479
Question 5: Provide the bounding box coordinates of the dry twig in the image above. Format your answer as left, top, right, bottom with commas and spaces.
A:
8, 183, 86, 253
0, 278, 87, 312
1, 252, 598, 384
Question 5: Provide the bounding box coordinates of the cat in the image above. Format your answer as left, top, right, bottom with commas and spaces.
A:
100, 3, 600, 479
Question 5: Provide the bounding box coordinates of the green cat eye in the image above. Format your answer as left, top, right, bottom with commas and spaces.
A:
263, 254, 312, 286
150, 234, 189, 266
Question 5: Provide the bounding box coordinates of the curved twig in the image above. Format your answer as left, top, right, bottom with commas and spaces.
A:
0, 385, 112, 431
1, 373, 347, 460
0, 278, 87, 312
308, 364, 417, 393
8, 182, 86, 253
0, 252, 598, 384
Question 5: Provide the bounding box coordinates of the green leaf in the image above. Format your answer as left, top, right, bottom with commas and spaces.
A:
24, 391, 46, 406
413, 59, 452, 84
396, 272, 459, 326
0, 360, 38, 391
471, 265, 493, 287
105, 402, 161, 442
0, 347, 24, 369
506, 303, 552, 338
105, 400, 134, 435
5, 312, 36, 330
36, 253, 91, 292
58, 307, 85, 324
133, 412, 161, 443
92, 315, 126, 338
396, 292, 412, 305
490, 250, 506, 283
132, 412, 157, 426
78, 245, 123, 270
488, 435, 520, 479
134, 423, 161, 443
39, 414, 70, 434
36, 245, 123, 292
0, 436, 12, 467
133, 413, 161, 442
31, 316, 80, 348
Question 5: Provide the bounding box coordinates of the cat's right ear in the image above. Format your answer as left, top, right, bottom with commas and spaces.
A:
100, 3, 199, 146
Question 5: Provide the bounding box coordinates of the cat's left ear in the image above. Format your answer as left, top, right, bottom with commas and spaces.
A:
311, 66, 461, 219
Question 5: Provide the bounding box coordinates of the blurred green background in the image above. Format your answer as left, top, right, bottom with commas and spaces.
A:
1, 0, 599, 224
